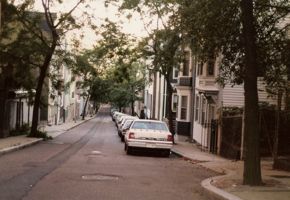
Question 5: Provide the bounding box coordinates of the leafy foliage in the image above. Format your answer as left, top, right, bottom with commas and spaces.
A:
0, 0, 90, 137
177, 0, 290, 87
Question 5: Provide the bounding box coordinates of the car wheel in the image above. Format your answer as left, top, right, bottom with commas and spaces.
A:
163, 149, 171, 157
126, 146, 133, 155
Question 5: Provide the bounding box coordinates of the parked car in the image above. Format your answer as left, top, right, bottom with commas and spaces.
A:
124, 119, 173, 157
117, 115, 138, 135
110, 108, 118, 118
112, 112, 126, 122
112, 111, 120, 121
115, 113, 129, 126
119, 118, 135, 141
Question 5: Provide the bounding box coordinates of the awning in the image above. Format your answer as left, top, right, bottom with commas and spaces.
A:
197, 88, 219, 104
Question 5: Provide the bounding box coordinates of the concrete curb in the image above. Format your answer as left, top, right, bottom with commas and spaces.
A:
201, 175, 243, 200
0, 116, 95, 156
47, 116, 95, 138
0, 138, 43, 156
66, 116, 95, 131
171, 148, 209, 162
171, 148, 244, 200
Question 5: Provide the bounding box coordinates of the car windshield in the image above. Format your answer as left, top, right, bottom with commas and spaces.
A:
131, 121, 168, 131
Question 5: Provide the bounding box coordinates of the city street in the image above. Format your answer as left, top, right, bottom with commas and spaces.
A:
0, 105, 217, 200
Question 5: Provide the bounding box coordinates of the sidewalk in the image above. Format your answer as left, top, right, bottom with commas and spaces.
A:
0, 116, 94, 156
172, 137, 290, 200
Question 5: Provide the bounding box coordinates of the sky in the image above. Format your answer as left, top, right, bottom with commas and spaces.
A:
33, 0, 150, 49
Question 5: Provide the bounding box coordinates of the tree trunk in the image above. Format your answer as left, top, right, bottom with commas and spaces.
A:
0, 65, 13, 138
241, 0, 262, 185
131, 101, 135, 116
273, 90, 282, 169
165, 76, 175, 143
0, 88, 9, 138
82, 95, 90, 120
30, 45, 56, 137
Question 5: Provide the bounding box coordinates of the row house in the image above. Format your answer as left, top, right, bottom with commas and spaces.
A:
174, 47, 193, 138
143, 47, 284, 156
193, 17, 290, 154
144, 71, 169, 121
138, 16, 290, 156
193, 56, 286, 154
47, 63, 82, 126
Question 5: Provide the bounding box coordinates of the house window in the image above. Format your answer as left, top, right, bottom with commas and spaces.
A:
207, 59, 215, 76
195, 95, 199, 121
197, 62, 203, 76
183, 51, 190, 76
172, 94, 178, 112
180, 96, 188, 120
207, 52, 215, 76
173, 67, 179, 79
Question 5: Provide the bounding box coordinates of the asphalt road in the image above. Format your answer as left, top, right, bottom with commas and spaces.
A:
0, 105, 217, 200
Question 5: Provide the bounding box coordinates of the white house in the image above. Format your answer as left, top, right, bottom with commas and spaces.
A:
192, 53, 284, 153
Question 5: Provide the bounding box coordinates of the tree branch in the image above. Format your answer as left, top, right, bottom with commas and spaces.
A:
54, 0, 84, 28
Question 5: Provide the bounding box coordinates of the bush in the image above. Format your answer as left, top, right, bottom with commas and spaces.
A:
27, 130, 52, 140
9, 123, 30, 136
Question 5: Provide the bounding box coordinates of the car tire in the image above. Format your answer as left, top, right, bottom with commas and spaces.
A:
126, 146, 133, 155
163, 149, 171, 157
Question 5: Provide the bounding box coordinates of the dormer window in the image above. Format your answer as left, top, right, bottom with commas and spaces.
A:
197, 62, 203, 76
207, 53, 215, 76
172, 94, 178, 112
173, 67, 179, 79
207, 59, 214, 76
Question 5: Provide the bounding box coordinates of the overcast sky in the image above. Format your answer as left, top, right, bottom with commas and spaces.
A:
33, 0, 149, 48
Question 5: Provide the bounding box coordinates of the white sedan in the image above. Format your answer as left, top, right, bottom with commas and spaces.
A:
124, 119, 173, 157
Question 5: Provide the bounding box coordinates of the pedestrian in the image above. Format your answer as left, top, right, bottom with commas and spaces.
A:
140, 109, 145, 119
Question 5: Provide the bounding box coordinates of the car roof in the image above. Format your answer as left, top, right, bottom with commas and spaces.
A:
132, 119, 166, 123
122, 115, 137, 119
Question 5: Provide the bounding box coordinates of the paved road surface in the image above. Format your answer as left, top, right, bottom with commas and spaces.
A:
0, 105, 217, 200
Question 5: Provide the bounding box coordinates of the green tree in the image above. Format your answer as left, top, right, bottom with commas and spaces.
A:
141, 28, 181, 135
70, 50, 98, 120
107, 0, 181, 134
177, 0, 290, 185
1, 0, 88, 137
111, 0, 290, 185
240, 0, 262, 186
89, 19, 146, 114
0, 1, 41, 137
109, 60, 146, 115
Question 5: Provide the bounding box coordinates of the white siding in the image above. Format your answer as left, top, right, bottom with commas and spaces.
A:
192, 122, 208, 147
176, 88, 192, 122
222, 79, 280, 107
257, 79, 278, 105
222, 84, 244, 107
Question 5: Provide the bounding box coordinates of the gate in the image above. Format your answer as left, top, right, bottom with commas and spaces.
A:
209, 119, 218, 154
